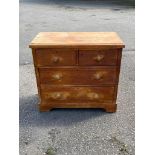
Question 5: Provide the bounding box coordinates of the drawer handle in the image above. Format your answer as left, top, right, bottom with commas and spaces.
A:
87, 92, 100, 100
93, 55, 104, 62
52, 92, 62, 99
51, 73, 63, 81
48, 92, 70, 100
52, 56, 61, 63
93, 72, 106, 80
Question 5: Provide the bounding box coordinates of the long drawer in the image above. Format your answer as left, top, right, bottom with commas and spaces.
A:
40, 85, 115, 103
39, 67, 119, 85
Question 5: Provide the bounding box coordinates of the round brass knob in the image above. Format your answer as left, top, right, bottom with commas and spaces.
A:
52, 92, 62, 99
51, 73, 62, 81
94, 73, 102, 80
45, 92, 62, 100
93, 55, 104, 62
87, 92, 99, 100
52, 56, 61, 63
93, 72, 106, 80
49, 92, 70, 100
54, 93, 61, 99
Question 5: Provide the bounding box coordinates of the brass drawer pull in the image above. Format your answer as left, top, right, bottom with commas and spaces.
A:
87, 92, 100, 100
52, 56, 62, 63
44, 92, 62, 99
51, 73, 63, 81
46, 92, 70, 100
93, 72, 106, 80
93, 55, 104, 62
51, 92, 62, 99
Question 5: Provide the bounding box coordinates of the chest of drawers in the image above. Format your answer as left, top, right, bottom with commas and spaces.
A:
29, 32, 125, 112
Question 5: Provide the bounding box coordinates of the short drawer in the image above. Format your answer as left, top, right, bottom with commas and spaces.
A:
40, 85, 115, 103
79, 49, 118, 66
35, 49, 76, 66
39, 67, 118, 85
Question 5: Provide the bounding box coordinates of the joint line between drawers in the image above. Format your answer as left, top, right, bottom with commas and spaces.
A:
77, 49, 79, 65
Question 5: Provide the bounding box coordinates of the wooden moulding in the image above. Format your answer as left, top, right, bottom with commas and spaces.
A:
39, 102, 117, 113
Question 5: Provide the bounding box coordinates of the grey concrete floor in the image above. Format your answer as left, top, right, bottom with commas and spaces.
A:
19, 51, 135, 155
19, 0, 135, 154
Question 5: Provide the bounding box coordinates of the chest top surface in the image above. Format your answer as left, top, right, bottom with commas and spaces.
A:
29, 32, 125, 48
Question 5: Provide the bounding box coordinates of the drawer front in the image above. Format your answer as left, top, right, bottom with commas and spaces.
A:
79, 49, 118, 66
41, 86, 115, 103
35, 49, 76, 66
39, 67, 118, 85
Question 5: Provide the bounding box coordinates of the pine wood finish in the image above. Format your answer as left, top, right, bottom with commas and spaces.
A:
39, 67, 118, 85
29, 32, 125, 112
35, 49, 77, 66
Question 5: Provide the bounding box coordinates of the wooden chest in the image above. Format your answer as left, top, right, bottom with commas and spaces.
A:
29, 32, 125, 112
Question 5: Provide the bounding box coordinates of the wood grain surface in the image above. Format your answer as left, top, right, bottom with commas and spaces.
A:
29, 32, 125, 48
35, 48, 77, 66
30, 32, 124, 112
39, 67, 118, 85
40, 86, 115, 103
